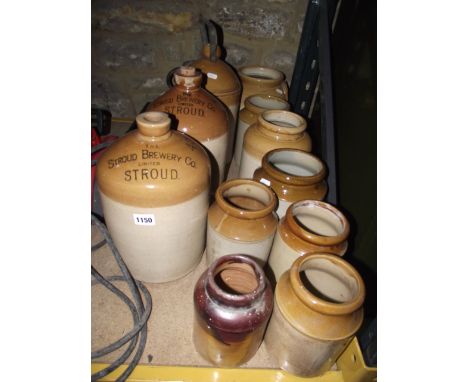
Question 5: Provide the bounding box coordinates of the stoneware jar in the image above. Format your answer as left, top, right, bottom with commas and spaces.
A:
238, 66, 289, 109
264, 253, 365, 377
148, 66, 230, 185
268, 200, 350, 283
192, 44, 242, 130
193, 255, 273, 367
96, 111, 210, 283
206, 179, 278, 267
233, 94, 290, 170
253, 148, 328, 218
239, 110, 312, 179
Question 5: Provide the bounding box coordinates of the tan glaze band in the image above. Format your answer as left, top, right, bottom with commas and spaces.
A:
259, 110, 307, 136
285, 200, 350, 246
215, 179, 277, 219
244, 95, 290, 116
239, 66, 285, 87
289, 253, 365, 316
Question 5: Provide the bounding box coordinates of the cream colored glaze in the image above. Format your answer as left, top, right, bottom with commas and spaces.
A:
294, 207, 343, 237
268, 229, 298, 282
239, 150, 262, 179
276, 199, 291, 219
202, 131, 228, 183
264, 305, 350, 377
233, 118, 251, 169
206, 224, 276, 267
99, 190, 208, 283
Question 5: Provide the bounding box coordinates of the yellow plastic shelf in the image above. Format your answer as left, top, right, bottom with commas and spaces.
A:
91, 337, 376, 382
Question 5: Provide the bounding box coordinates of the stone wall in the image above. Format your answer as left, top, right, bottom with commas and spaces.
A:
92, 0, 309, 118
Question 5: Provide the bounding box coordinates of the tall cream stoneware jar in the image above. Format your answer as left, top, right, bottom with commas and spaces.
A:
148, 66, 230, 186
233, 95, 290, 170
264, 253, 365, 377
206, 179, 278, 267
96, 112, 210, 283
253, 148, 328, 218
238, 66, 289, 109
239, 110, 312, 179
268, 200, 350, 283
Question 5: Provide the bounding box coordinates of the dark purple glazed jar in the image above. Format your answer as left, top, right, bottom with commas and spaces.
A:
193, 254, 273, 367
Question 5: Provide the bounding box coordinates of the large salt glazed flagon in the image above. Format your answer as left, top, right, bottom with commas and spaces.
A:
148, 66, 230, 185
264, 253, 365, 377
193, 255, 273, 367
96, 112, 210, 283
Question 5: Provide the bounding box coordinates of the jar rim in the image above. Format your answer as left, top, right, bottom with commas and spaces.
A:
289, 253, 365, 315
284, 200, 350, 245
239, 66, 285, 86
206, 255, 267, 306
244, 94, 290, 115
258, 110, 307, 135
261, 148, 327, 185
215, 179, 278, 219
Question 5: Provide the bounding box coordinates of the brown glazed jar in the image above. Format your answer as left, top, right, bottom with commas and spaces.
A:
193, 255, 273, 367
148, 66, 230, 185
206, 179, 278, 267
233, 94, 290, 170
96, 112, 210, 283
268, 200, 350, 283
264, 253, 365, 377
253, 148, 328, 218
238, 66, 289, 109
239, 110, 312, 179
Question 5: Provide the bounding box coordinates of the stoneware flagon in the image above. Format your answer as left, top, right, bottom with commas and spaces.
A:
233, 94, 290, 171
239, 110, 312, 179
148, 66, 230, 186
193, 255, 273, 367
238, 66, 289, 109
264, 253, 365, 377
96, 111, 210, 283
268, 200, 350, 283
206, 179, 278, 267
253, 148, 328, 218
191, 43, 242, 155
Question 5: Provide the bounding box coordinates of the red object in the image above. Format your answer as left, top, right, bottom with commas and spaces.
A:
92, 130, 118, 210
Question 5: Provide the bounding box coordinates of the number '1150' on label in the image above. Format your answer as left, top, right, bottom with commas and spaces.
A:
133, 214, 155, 225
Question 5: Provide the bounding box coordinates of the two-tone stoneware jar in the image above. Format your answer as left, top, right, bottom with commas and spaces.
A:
238, 66, 289, 108
233, 94, 290, 170
253, 148, 328, 218
148, 66, 230, 185
193, 255, 273, 367
192, 44, 242, 130
206, 179, 278, 267
268, 200, 350, 283
264, 253, 365, 377
239, 110, 312, 179
96, 112, 210, 283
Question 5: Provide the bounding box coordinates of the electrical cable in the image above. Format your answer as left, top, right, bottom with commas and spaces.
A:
91, 214, 152, 381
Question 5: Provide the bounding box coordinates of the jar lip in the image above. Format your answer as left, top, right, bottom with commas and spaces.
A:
215, 179, 277, 219
289, 253, 365, 315
206, 255, 266, 305
258, 110, 306, 135
244, 94, 290, 115
261, 148, 327, 185
284, 200, 350, 245
239, 66, 285, 85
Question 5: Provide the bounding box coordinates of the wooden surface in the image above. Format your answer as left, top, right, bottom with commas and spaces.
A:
91, 224, 278, 368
